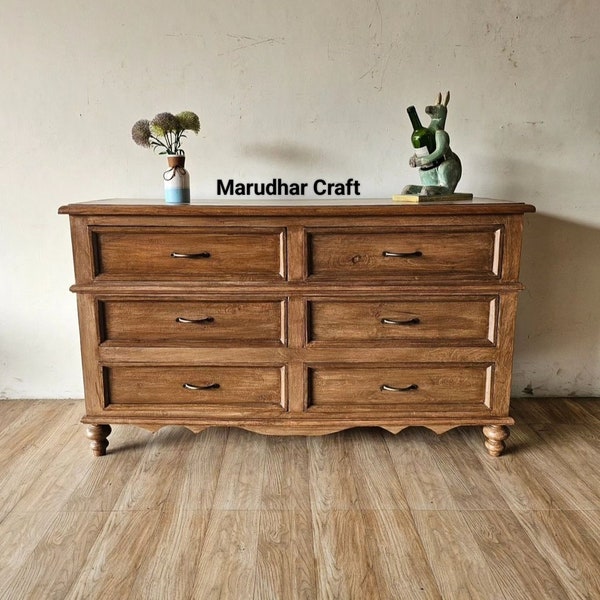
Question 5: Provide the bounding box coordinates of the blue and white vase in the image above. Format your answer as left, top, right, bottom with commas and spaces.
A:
164, 155, 191, 204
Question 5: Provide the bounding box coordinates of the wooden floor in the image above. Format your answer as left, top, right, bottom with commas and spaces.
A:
0, 399, 599, 599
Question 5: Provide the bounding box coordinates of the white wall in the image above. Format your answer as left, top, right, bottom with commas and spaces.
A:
1, 0, 599, 398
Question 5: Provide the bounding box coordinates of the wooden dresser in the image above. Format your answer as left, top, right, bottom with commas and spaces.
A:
59, 198, 535, 456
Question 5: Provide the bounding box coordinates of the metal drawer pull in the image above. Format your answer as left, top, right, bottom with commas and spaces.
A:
382, 250, 423, 258
175, 316, 215, 324
381, 317, 421, 326
171, 252, 211, 259
183, 382, 220, 391
380, 383, 419, 392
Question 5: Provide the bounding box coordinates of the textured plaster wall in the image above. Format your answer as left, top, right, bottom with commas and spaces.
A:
1, 0, 599, 398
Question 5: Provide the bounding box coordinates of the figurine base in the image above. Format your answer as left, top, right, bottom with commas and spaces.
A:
392, 192, 474, 203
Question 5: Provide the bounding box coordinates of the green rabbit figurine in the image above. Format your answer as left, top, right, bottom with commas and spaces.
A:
403, 92, 463, 196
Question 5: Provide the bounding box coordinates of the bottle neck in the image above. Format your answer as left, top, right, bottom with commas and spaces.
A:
407, 106, 423, 130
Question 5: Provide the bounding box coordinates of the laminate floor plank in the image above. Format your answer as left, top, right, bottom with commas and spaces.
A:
63, 509, 168, 600
461, 509, 569, 600
530, 423, 600, 481
461, 424, 598, 511
362, 509, 441, 600
212, 429, 267, 510
173, 427, 229, 510
412, 510, 501, 599
0, 421, 91, 588
7, 414, 89, 514
569, 397, 600, 419
0, 399, 36, 434
128, 509, 212, 600
346, 428, 409, 510
0, 510, 109, 600
514, 510, 600, 599
0, 510, 64, 593
261, 436, 310, 511
422, 427, 512, 511
500, 424, 600, 510
61, 425, 151, 513
0, 401, 82, 521
254, 509, 317, 600
190, 509, 261, 599
111, 426, 198, 512
510, 397, 600, 425
308, 431, 360, 511
0, 400, 79, 486
310, 509, 381, 600
0, 399, 75, 450
1, 398, 600, 599
385, 428, 459, 510
457, 439, 540, 515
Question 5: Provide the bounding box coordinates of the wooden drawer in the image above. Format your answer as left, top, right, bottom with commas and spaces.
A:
308, 297, 496, 346
307, 364, 492, 412
105, 366, 285, 410
307, 227, 501, 280
93, 227, 285, 281
101, 299, 286, 346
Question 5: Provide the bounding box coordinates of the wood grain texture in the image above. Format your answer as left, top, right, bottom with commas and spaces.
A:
190, 510, 261, 599
308, 364, 490, 410
94, 227, 285, 281
254, 510, 316, 600
60, 199, 534, 456
106, 365, 285, 409
361, 509, 441, 599
307, 226, 500, 279
127, 510, 212, 600
0, 398, 599, 599
58, 197, 536, 216
102, 298, 286, 345
462, 509, 569, 599
513, 510, 600, 598
412, 510, 500, 598
308, 296, 496, 345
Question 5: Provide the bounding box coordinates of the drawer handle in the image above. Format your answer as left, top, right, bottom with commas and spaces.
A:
382, 250, 423, 258
175, 316, 215, 324
380, 383, 419, 392
183, 382, 220, 391
381, 317, 421, 326
171, 252, 211, 259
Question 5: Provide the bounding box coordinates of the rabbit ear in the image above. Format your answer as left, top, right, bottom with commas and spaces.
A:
444, 91, 450, 106
436, 92, 442, 105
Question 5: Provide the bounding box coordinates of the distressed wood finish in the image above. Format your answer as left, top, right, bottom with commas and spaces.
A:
106, 365, 285, 407
308, 296, 496, 345
94, 227, 286, 281
59, 198, 534, 456
101, 298, 286, 345
307, 364, 491, 411
307, 226, 500, 279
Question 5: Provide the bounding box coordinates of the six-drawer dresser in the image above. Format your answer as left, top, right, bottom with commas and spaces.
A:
59, 198, 535, 456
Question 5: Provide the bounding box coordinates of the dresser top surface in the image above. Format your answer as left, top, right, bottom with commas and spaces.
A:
59, 197, 535, 217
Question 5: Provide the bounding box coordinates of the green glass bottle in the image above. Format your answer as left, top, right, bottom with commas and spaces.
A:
407, 106, 435, 157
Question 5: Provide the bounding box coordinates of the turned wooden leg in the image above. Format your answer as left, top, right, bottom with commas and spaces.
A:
86, 424, 112, 457
483, 425, 510, 457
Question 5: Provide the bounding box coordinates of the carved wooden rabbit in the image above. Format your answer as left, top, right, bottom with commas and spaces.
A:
403, 91, 462, 196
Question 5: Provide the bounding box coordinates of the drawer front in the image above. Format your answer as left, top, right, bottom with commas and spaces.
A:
93, 227, 285, 280
308, 364, 491, 412
101, 299, 286, 346
307, 227, 501, 279
106, 366, 285, 410
308, 297, 496, 346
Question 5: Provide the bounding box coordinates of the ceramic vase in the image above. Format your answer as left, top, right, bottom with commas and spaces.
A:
164, 155, 191, 204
